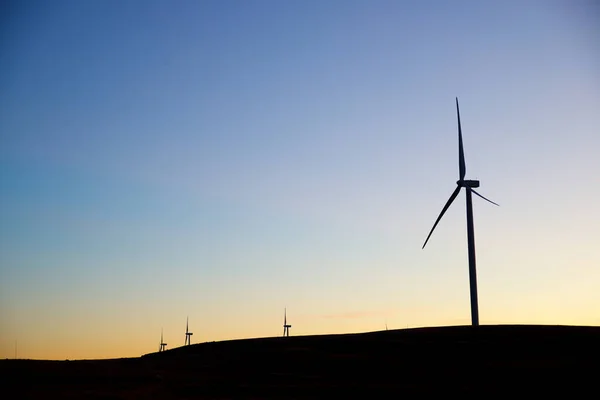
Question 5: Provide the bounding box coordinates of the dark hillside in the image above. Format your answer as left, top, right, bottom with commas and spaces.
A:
3, 325, 599, 398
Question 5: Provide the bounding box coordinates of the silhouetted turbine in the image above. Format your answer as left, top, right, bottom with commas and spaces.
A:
283, 308, 292, 337
422, 97, 499, 327
185, 317, 193, 346
159, 329, 167, 352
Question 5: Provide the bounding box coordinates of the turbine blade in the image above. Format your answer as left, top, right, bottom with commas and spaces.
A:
471, 188, 499, 206
457, 97, 466, 180
422, 185, 462, 249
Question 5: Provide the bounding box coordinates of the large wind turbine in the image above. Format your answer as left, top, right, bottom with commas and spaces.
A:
422, 97, 498, 326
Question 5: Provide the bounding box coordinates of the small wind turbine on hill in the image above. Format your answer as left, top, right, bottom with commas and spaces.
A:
422, 97, 499, 327
283, 308, 292, 337
159, 329, 167, 352
185, 317, 193, 346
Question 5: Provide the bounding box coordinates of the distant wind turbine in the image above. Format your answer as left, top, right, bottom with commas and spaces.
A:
159, 329, 167, 352
422, 97, 499, 327
185, 317, 193, 346
283, 308, 292, 337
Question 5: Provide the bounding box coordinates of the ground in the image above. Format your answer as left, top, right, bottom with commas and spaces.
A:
2, 325, 598, 398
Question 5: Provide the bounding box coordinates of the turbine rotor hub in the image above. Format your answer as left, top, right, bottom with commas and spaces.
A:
458, 179, 480, 188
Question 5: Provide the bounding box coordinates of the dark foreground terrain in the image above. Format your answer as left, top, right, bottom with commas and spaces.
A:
2, 325, 599, 398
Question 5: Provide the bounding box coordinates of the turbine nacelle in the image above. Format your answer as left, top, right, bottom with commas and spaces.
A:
457, 179, 480, 188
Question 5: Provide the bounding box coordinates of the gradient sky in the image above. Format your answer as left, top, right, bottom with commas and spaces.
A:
1, 0, 599, 360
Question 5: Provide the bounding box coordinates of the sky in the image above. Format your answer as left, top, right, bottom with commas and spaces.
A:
1, 0, 599, 360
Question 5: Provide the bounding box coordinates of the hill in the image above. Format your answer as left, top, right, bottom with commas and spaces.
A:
2, 324, 599, 398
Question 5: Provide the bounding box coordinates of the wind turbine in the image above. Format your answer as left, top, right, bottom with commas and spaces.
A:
159, 329, 167, 352
283, 308, 291, 337
184, 317, 193, 346
422, 97, 499, 327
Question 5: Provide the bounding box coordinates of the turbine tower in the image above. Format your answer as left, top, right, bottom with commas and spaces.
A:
185, 317, 193, 346
159, 329, 167, 352
422, 97, 499, 326
283, 308, 291, 337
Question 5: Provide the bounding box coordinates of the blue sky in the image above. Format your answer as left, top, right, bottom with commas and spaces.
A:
1, 0, 599, 359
